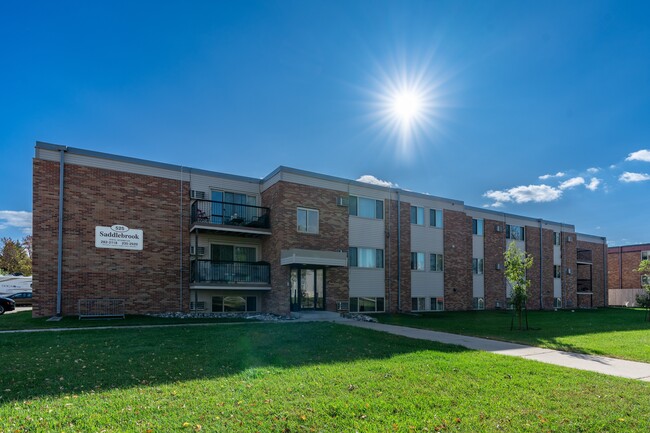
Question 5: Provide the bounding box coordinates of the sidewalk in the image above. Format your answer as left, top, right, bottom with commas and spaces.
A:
342, 320, 650, 382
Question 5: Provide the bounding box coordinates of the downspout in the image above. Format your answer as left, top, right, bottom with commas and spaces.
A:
56, 147, 67, 316
397, 190, 401, 311
603, 239, 607, 306
179, 166, 184, 311
539, 219, 543, 310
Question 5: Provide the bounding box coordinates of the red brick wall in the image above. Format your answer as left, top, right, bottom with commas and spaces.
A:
525, 226, 555, 310
578, 240, 607, 307
443, 210, 473, 310
608, 245, 649, 290
32, 159, 190, 317
384, 199, 411, 313
562, 233, 578, 308
484, 219, 506, 309
260, 181, 349, 315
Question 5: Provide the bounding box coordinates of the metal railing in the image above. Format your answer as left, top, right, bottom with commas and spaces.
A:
191, 260, 271, 284
191, 199, 270, 229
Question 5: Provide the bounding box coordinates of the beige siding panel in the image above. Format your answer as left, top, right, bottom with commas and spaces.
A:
411, 271, 444, 297
411, 225, 443, 252
192, 234, 263, 260
349, 217, 385, 248
349, 185, 391, 200
349, 269, 385, 297
473, 275, 485, 297
281, 172, 348, 193
39, 149, 190, 181
554, 245, 562, 264
554, 279, 562, 298
403, 194, 462, 211
472, 235, 484, 258
260, 172, 283, 191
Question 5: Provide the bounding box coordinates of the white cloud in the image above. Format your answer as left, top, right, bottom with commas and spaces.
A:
587, 167, 600, 174
0, 211, 32, 235
538, 171, 566, 180
619, 172, 650, 183
484, 184, 562, 207
356, 175, 397, 188
559, 176, 585, 190
625, 149, 650, 162
585, 178, 600, 191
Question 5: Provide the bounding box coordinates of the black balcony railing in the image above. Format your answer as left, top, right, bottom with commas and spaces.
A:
191, 199, 270, 229
191, 260, 271, 285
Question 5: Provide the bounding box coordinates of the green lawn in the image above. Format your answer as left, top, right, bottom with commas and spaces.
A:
0, 311, 252, 330
1, 322, 649, 432
376, 308, 650, 362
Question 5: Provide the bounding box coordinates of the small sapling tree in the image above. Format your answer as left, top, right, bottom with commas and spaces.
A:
504, 241, 533, 330
635, 259, 650, 321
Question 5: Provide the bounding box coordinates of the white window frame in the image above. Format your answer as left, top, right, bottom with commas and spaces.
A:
297, 207, 319, 234
430, 209, 443, 228
472, 258, 484, 275
349, 196, 384, 220
410, 206, 424, 225
431, 297, 444, 311
472, 219, 484, 236
411, 252, 425, 270
430, 253, 444, 272
349, 247, 384, 268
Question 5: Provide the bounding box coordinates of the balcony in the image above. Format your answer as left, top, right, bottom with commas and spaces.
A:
191, 260, 271, 286
190, 199, 271, 235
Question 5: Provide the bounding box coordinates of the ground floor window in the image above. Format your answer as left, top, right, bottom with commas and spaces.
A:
473, 297, 485, 310
212, 296, 257, 312
431, 297, 444, 311
349, 297, 384, 313
190, 301, 206, 311
411, 297, 426, 311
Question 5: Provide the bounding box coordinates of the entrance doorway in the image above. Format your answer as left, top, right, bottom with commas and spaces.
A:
290, 268, 325, 311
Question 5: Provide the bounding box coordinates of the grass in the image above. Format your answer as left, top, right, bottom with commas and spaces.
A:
0, 311, 251, 330
376, 307, 650, 362
1, 322, 649, 432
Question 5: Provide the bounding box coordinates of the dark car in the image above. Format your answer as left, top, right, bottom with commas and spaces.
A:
6, 292, 32, 307
0, 297, 16, 314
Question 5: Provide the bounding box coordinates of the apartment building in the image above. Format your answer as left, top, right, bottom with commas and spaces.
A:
608, 243, 650, 306
32, 142, 608, 317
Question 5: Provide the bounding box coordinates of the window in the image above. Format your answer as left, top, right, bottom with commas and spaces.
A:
190, 301, 206, 311
297, 207, 319, 234
349, 247, 384, 268
553, 265, 561, 279
430, 253, 444, 272
349, 297, 384, 313
472, 219, 484, 236
212, 296, 257, 312
506, 224, 525, 241
473, 297, 485, 310
410, 206, 424, 225
642, 251, 650, 261
211, 190, 257, 224
430, 209, 443, 228
472, 258, 484, 275
349, 196, 383, 219
411, 252, 425, 270
431, 297, 444, 311
553, 232, 561, 246
412, 297, 426, 311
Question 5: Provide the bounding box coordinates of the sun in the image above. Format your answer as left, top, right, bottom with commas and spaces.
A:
391, 90, 423, 124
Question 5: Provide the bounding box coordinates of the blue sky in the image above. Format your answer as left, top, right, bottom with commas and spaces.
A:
1, 0, 649, 246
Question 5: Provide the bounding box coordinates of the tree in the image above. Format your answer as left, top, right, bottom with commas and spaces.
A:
0, 237, 32, 276
635, 259, 650, 321
504, 241, 533, 330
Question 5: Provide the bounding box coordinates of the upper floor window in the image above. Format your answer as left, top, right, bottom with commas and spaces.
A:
349, 196, 383, 219
297, 207, 319, 234
349, 247, 384, 268
472, 218, 484, 236
642, 251, 650, 261
430, 209, 443, 228
553, 265, 561, 279
430, 253, 444, 272
472, 258, 484, 275
411, 252, 425, 270
410, 206, 424, 225
553, 232, 561, 246
506, 224, 525, 241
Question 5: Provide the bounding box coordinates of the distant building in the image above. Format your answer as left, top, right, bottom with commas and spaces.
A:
608, 243, 650, 306
32, 142, 608, 317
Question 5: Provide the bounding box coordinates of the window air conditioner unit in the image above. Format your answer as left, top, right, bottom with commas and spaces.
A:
566, 268, 572, 275
336, 300, 349, 311
567, 235, 573, 242
336, 197, 349, 207
191, 190, 206, 200
496, 263, 502, 270
190, 246, 205, 256
495, 225, 502, 233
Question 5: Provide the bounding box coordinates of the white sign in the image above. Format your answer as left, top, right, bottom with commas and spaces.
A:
95, 224, 144, 250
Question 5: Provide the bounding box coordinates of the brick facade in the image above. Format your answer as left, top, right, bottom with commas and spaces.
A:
32, 159, 190, 317
260, 181, 349, 315
562, 233, 578, 308
608, 244, 649, 290
384, 199, 411, 313
483, 219, 506, 309
443, 210, 473, 310
525, 225, 555, 310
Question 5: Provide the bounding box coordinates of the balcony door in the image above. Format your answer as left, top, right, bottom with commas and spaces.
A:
290, 268, 325, 311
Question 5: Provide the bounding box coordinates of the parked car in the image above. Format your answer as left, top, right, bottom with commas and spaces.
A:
6, 292, 32, 307
0, 297, 16, 314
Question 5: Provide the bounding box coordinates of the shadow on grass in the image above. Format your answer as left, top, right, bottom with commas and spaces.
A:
0, 322, 469, 404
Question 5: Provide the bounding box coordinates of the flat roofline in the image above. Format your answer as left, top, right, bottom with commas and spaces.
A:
464, 205, 576, 230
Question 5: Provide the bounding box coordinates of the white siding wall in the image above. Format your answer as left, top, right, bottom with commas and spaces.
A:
473, 275, 485, 298
349, 217, 385, 248
190, 173, 261, 200
553, 245, 562, 264
349, 269, 385, 297
411, 225, 443, 252
554, 279, 562, 298
191, 234, 263, 260
411, 272, 444, 297
472, 234, 485, 298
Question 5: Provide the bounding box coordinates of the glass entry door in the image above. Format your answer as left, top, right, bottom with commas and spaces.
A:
290, 268, 324, 310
